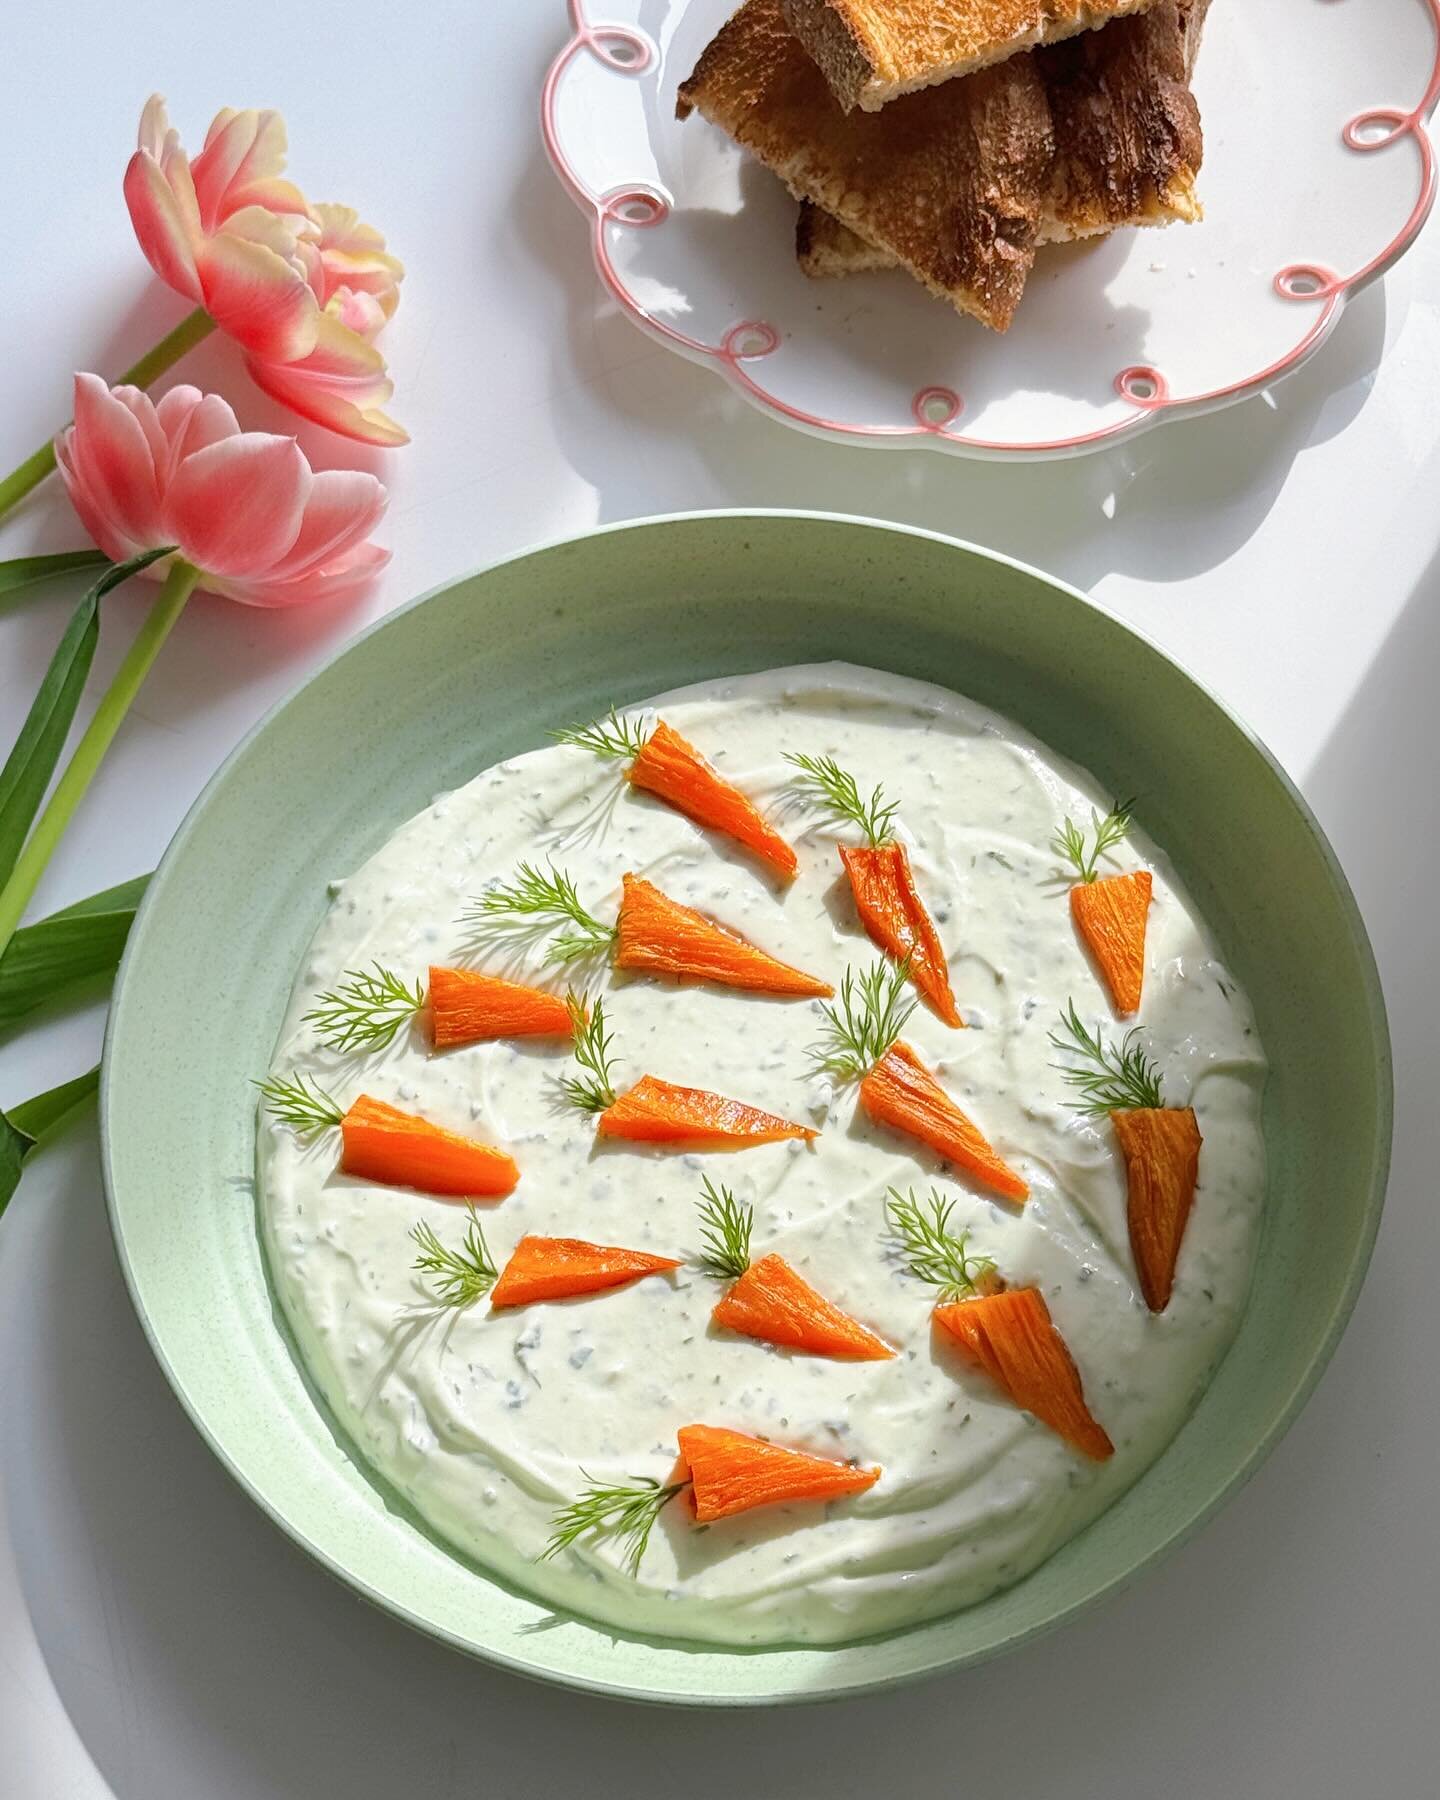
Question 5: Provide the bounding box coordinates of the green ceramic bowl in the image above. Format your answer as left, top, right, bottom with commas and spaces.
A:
102, 512, 1391, 1705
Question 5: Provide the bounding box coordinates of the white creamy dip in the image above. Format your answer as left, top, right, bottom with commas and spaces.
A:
258, 663, 1267, 1646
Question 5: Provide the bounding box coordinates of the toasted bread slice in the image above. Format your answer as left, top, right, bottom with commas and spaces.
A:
1043, 0, 1207, 235
795, 203, 898, 274
781, 0, 1160, 111
798, 0, 1207, 277
678, 0, 1053, 331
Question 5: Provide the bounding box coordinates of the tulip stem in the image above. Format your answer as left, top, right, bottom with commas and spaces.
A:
0, 308, 216, 527
116, 306, 217, 390
0, 558, 201, 962
0, 446, 60, 523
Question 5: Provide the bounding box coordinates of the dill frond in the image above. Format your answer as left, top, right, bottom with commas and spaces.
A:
1051, 798, 1134, 884
694, 1176, 753, 1281
1050, 1000, 1164, 1113
255, 1072, 345, 1136
559, 992, 619, 1112
552, 707, 652, 762
466, 861, 616, 965
811, 958, 916, 1080
410, 1207, 498, 1308
541, 1472, 689, 1575
303, 963, 425, 1053
784, 752, 898, 848
885, 1187, 998, 1303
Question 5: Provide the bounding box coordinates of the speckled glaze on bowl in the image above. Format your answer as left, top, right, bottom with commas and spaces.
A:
101, 513, 1390, 1706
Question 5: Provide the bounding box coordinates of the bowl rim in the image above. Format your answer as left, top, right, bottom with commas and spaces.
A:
99, 509, 1393, 1704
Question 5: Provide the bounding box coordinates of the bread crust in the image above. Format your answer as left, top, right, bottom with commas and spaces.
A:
795, 0, 1207, 277
780, 0, 1161, 111
1043, 0, 1204, 233
796, 201, 898, 273
678, 0, 1053, 330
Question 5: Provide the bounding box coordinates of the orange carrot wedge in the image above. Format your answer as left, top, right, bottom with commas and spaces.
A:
340, 1095, 519, 1198
628, 721, 798, 879
677, 1423, 881, 1522
1111, 1105, 1203, 1311
427, 966, 574, 1048
597, 1075, 817, 1149
712, 1253, 895, 1359
1070, 870, 1153, 1016
613, 873, 831, 997
839, 843, 961, 1027
489, 1234, 680, 1307
933, 1288, 1114, 1461
860, 1042, 1028, 1202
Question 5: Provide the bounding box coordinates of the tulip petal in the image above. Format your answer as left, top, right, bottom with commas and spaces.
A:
65, 373, 164, 548
221, 203, 309, 263
201, 106, 239, 148
110, 384, 170, 473
246, 357, 408, 447
162, 433, 309, 575
154, 386, 242, 480
263, 470, 388, 581
311, 201, 404, 309
244, 315, 407, 446
137, 93, 171, 158
238, 177, 315, 224
325, 287, 388, 338
197, 230, 320, 363
191, 106, 290, 229
212, 538, 390, 609
190, 109, 312, 229
123, 150, 202, 298
291, 310, 386, 378
54, 430, 145, 563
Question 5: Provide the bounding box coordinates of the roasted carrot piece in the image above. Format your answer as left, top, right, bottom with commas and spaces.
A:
933, 1288, 1114, 1461
339, 1095, 519, 1198
597, 1075, 817, 1150
859, 1042, 1028, 1202
613, 873, 831, 998
838, 842, 961, 1027
627, 721, 798, 879
1111, 1105, 1203, 1312
427, 966, 574, 1048
1070, 870, 1152, 1016
712, 1252, 894, 1359
489, 1234, 680, 1307
676, 1423, 880, 1522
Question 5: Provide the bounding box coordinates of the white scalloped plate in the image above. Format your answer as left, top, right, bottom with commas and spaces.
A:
542, 0, 1440, 459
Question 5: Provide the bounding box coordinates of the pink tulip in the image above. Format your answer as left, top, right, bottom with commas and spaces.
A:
123, 96, 406, 445
124, 96, 319, 364
307, 203, 404, 330
54, 374, 389, 607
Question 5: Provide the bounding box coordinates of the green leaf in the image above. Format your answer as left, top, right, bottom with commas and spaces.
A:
0, 548, 171, 889
0, 1064, 99, 1220
45, 872, 150, 922
0, 550, 108, 609
9, 1065, 100, 1139
0, 1111, 31, 1211
0, 873, 150, 1031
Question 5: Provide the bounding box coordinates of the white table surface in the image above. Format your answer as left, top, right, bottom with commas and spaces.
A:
1, 3, 1436, 1795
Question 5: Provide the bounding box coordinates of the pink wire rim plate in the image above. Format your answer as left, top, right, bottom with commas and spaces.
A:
541, 0, 1440, 459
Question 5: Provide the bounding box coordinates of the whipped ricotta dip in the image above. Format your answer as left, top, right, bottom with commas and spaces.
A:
258, 662, 1267, 1647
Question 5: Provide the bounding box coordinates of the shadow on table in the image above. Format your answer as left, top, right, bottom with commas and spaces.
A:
508, 142, 1391, 596
1303, 528, 1440, 1231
